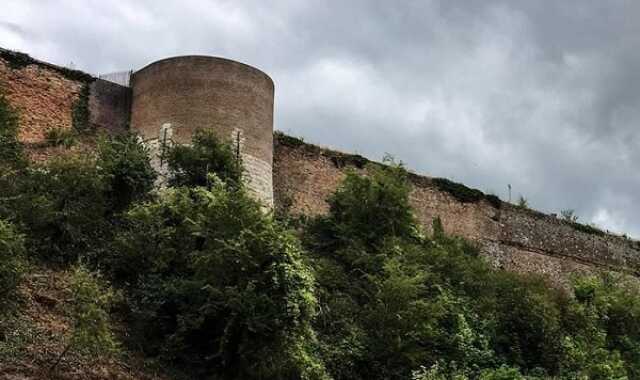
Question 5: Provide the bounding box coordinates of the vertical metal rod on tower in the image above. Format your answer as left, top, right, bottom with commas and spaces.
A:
160, 126, 168, 167
236, 130, 241, 164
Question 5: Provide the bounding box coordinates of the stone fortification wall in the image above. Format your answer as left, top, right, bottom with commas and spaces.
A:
4, 46, 639, 285
88, 78, 131, 134
129, 56, 274, 206
273, 133, 640, 285
0, 51, 84, 146
0, 49, 130, 160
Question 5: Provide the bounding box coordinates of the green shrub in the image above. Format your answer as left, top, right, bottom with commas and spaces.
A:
312, 159, 419, 253
0, 50, 32, 70
478, 365, 525, 380
560, 209, 578, 223
274, 131, 306, 148
488, 273, 564, 372
305, 163, 640, 379
0, 91, 24, 167
96, 133, 156, 211
110, 179, 327, 379
307, 163, 503, 380
50, 265, 119, 372
432, 178, 485, 203
0, 219, 26, 310
569, 221, 606, 237
167, 129, 241, 188
412, 363, 469, 380
44, 127, 76, 148
3, 156, 109, 263
516, 196, 529, 209
1, 133, 155, 263
560, 274, 640, 378
432, 178, 501, 209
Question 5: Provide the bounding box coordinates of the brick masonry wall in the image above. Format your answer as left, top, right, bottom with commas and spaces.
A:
4, 48, 639, 285
130, 56, 274, 207
273, 134, 640, 285
0, 51, 130, 161
0, 56, 83, 146
88, 78, 131, 134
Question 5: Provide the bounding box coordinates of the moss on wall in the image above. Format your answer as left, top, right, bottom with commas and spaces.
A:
431, 177, 502, 209
274, 131, 370, 169
0, 50, 32, 70
0, 48, 94, 83
567, 220, 606, 237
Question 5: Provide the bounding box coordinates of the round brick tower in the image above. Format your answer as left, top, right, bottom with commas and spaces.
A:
129, 56, 274, 207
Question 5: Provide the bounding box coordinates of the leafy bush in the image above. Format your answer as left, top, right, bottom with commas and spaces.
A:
50, 265, 119, 372
1, 132, 156, 263
488, 273, 564, 372
412, 363, 469, 380
0, 157, 103, 263
110, 179, 327, 379
4, 109, 640, 379
12, 156, 108, 263
560, 209, 578, 223
432, 178, 501, 209
311, 159, 419, 252
0, 219, 26, 310
96, 133, 156, 211
302, 160, 640, 380
559, 274, 640, 378
478, 366, 525, 380
516, 196, 528, 209
44, 127, 76, 148
568, 221, 606, 237
0, 91, 24, 167
167, 129, 241, 188
306, 163, 503, 380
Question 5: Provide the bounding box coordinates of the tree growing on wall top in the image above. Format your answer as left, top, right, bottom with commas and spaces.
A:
167, 129, 242, 189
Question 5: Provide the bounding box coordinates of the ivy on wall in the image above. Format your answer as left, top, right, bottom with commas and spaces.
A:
0, 90, 24, 166
72, 84, 91, 132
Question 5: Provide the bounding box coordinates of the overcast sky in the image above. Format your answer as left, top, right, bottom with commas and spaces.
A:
2, 1, 639, 237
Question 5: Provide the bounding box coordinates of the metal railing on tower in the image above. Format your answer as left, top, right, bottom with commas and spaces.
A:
98, 70, 133, 87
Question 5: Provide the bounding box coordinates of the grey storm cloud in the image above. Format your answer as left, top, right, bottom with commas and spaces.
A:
2, 0, 639, 236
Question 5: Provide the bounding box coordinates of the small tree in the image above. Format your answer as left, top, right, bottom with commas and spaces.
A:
0, 219, 26, 311
0, 91, 24, 168
96, 133, 157, 211
50, 265, 119, 373
560, 209, 578, 223
111, 179, 328, 379
44, 127, 76, 148
320, 158, 419, 250
517, 196, 529, 209
167, 129, 241, 188
23, 156, 108, 263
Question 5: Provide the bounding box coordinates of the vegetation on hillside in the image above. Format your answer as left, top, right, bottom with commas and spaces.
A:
2, 97, 640, 379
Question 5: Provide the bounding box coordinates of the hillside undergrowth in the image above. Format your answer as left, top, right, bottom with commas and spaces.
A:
2, 96, 640, 379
